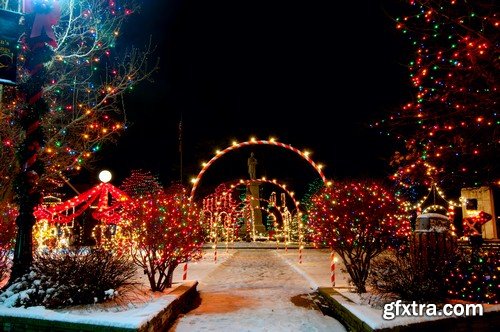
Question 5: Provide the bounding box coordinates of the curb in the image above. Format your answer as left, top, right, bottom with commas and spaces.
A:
317, 287, 500, 332
0, 281, 199, 332
317, 287, 374, 332
139, 281, 199, 332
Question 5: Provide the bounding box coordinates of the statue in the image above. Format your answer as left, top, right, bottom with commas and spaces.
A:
248, 152, 257, 179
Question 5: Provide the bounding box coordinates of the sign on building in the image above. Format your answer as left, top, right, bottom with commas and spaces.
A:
461, 186, 498, 239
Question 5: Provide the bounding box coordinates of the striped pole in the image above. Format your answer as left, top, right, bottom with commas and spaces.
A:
182, 262, 188, 280
330, 250, 336, 287
213, 244, 218, 263
298, 214, 303, 264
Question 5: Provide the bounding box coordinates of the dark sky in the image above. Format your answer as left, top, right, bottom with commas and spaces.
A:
85, 0, 412, 199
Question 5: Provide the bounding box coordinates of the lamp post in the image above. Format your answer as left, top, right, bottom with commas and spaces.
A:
9, 0, 60, 283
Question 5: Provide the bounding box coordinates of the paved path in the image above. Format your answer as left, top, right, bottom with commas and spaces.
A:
169, 249, 346, 331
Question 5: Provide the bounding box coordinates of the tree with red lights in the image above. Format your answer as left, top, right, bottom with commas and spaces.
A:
375, 0, 498, 190
121, 183, 203, 291
121, 169, 163, 199
308, 180, 411, 293
0, 0, 156, 281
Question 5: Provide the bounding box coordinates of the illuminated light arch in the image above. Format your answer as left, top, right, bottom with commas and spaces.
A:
201, 178, 302, 239
190, 139, 328, 200
200, 178, 302, 231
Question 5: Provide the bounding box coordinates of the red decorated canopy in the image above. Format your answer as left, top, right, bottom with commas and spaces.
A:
34, 182, 132, 225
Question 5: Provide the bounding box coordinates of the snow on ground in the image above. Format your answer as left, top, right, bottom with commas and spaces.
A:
274, 247, 500, 330
170, 248, 346, 332
1, 245, 497, 331
275, 247, 350, 289
0, 251, 235, 329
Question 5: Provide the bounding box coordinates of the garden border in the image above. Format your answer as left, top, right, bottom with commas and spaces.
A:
317, 287, 500, 332
0, 281, 199, 332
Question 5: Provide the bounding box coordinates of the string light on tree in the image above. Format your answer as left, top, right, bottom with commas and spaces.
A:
120, 183, 204, 291
373, 0, 499, 189
189, 138, 327, 200
308, 180, 411, 293
0, 0, 156, 201
120, 169, 163, 198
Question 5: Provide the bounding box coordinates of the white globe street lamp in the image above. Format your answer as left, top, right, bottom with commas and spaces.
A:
99, 170, 112, 183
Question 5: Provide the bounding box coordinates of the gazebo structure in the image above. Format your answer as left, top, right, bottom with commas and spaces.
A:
33, 173, 131, 248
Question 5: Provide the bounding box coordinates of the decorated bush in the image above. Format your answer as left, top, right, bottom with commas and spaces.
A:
0, 248, 136, 308
308, 180, 410, 293
447, 247, 499, 304
121, 183, 204, 291
370, 246, 459, 302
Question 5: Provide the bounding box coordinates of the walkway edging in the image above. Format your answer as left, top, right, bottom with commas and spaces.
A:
317, 287, 500, 332
0, 281, 199, 332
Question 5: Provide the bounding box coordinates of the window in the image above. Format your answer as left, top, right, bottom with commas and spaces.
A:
466, 198, 478, 210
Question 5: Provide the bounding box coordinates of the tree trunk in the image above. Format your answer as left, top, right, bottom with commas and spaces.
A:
163, 263, 177, 290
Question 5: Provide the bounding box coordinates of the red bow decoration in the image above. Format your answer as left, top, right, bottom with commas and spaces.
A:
23, 0, 61, 48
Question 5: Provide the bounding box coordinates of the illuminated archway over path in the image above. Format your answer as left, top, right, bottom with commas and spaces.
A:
190, 139, 328, 200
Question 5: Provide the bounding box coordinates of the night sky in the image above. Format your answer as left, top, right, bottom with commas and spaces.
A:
82, 0, 413, 199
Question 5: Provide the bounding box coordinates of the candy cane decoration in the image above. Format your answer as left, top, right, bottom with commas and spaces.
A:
298, 213, 304, 264
213, 244, 218, 263
330, 250, 336, 287
182, 262, 188, 280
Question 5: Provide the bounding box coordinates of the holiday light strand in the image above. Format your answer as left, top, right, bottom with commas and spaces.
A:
190, 138, 328, 200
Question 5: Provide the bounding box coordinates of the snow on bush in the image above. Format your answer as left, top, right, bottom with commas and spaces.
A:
0, 248, 136, 308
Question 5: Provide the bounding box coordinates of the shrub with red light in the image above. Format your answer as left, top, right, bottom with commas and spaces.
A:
308, 180, 410, 293
121, 183, 203, 291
